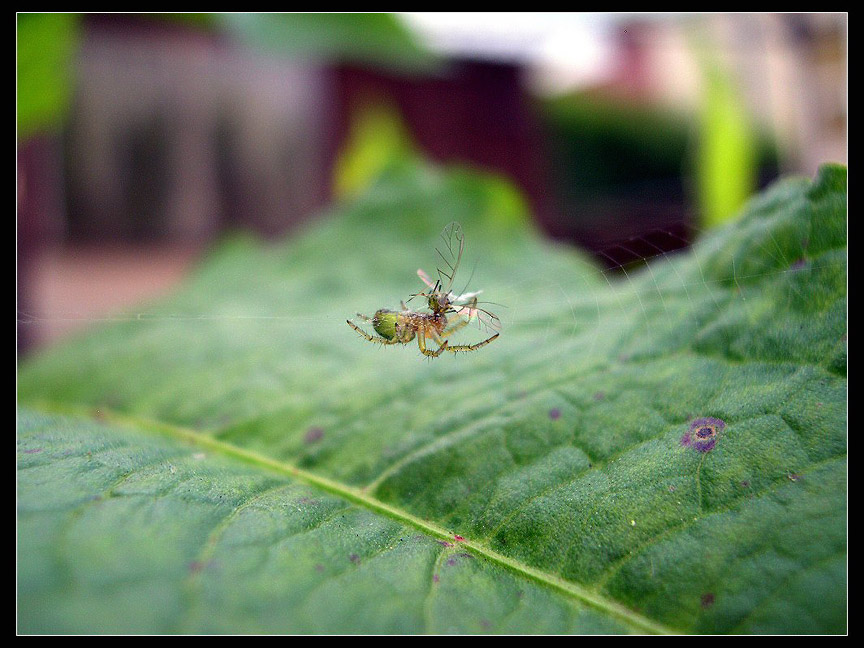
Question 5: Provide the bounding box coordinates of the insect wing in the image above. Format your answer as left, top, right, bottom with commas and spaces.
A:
435, 222, 464, 294
452, 296, 501, 333
417, 268, 436, 290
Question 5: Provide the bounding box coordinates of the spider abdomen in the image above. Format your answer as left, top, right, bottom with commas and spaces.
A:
373, 309, 416, 343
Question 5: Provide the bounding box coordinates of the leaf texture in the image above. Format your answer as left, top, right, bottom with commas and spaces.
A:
18, 163, 847, 634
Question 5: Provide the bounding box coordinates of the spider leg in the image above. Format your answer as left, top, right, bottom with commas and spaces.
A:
442, 314, 472, 337
444, 333, 499, 354
354, 312, 373, 322
346, 320, 402, 345
417, 327, 448, 358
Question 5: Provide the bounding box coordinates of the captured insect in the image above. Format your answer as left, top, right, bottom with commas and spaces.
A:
347, 222, 501, 358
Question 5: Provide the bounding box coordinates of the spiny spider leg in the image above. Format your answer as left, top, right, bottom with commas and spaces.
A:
444, 333, 499, 354
418, 327, 448, 358
346, 320, 402, 345
442, 315, 472, 337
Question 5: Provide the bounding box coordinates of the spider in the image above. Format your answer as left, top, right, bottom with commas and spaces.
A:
347, 222, 500, 358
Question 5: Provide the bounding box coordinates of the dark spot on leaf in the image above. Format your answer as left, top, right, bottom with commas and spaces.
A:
433, 573, 439, 583
788, 472, 802, 482
549, 408, 561, 420
436, 540, 453, 547
701, 593, 715, 609
447, 558, 456, 566
188, 561, 206, 574
790, 258, 807, 271
315, 564, 324, 572
304, 427, 325, 444
480, 619, 491, 629
668, 485, 676, 493
593, 391, 605, 401
457, 552, 473, 559
681, 417, 726, 453
349, 553, 360, 564
741, 480, 750, 488
23, 448, 41, 454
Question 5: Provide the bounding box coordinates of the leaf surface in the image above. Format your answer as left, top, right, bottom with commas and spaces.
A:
18, 163, 847, 634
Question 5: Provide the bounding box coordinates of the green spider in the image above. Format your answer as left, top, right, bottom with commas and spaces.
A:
347, 222, 500, 358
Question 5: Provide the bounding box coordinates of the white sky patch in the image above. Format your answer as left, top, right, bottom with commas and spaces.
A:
399, 12, 622, 93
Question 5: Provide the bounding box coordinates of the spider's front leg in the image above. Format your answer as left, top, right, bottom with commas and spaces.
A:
347, 319, 402, 345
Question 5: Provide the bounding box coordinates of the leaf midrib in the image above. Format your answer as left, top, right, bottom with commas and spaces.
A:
25, 399, 680, 635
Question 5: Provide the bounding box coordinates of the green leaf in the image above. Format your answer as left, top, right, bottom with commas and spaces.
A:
695, 63, 759, 227
332, 102, 419, 200
18, 163, 847, 634
217, 13, 436, 72
17, 13, 81, 141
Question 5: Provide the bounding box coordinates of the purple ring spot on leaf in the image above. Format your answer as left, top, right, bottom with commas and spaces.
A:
304, 427, 325, 444
681, 417, 726, 452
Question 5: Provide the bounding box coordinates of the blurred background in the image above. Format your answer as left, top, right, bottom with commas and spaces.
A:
17, 12, 847, 355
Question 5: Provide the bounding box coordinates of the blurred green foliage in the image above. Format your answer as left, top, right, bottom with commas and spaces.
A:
17, 12, 432, 143
695, 64, 759, 227
17, 13, 81, 142
543, 93, 693, 196
540, 92, 778, 231
332, 102, 420, 200
218, 13, 436, 71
